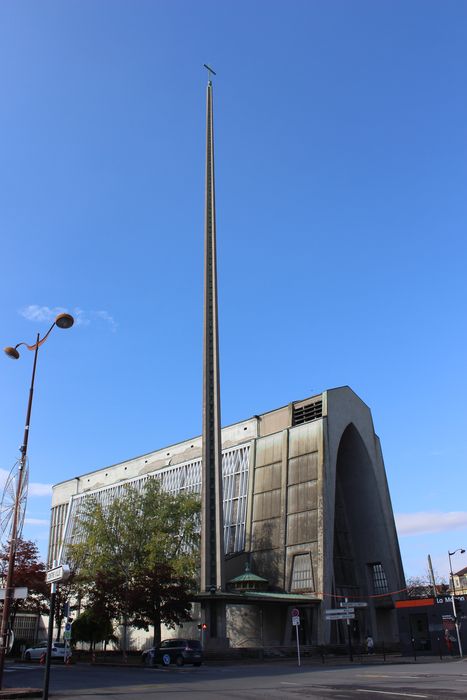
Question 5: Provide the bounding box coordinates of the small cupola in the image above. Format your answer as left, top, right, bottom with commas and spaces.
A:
228, 562, 269, 592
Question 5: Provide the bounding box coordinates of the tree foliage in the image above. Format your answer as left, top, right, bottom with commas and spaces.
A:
71, 607, 115, 650
0, 539, 49, 624
406, 575, 448, 598
68, 479, 200, 648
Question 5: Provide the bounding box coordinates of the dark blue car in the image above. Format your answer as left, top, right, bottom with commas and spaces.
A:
142, 639, 203, 667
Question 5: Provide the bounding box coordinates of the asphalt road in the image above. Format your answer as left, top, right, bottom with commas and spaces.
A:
4, 658, 467, 699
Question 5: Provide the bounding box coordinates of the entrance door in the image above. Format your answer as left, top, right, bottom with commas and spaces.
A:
409, 613, 431, 651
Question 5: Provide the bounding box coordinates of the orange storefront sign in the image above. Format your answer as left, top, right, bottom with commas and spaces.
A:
395, 598, 434, 608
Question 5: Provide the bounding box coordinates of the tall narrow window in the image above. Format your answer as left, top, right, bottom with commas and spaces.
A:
291, 553, 314, 592
369, 562, 388, 594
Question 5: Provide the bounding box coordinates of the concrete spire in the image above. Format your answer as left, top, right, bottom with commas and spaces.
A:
201, 72, 225, 598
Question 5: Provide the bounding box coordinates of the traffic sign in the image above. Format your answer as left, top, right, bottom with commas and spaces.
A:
292, 615, 300, 626
0, 587, 28, 600
64, 630, 71, 640
326, 612, 355, 620
291, 608, 300, 617
46, 565, 70, 584
340, 601, 367, 608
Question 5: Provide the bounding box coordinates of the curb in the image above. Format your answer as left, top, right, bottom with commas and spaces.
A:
0, 689, 42, 699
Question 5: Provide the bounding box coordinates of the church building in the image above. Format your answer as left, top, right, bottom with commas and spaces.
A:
49, 386, 405, 648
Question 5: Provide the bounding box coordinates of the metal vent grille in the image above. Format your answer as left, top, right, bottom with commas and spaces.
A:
292, 400, 322, 426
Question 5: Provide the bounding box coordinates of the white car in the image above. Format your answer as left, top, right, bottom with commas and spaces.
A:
24, 641, 68, 661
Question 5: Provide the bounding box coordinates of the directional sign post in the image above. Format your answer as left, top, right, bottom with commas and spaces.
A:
44, 563, 70, 700
326, 600, 354, 662
344, 598, 353, 662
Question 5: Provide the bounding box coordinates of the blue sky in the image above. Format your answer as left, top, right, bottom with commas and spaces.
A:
0, 0, 466, 583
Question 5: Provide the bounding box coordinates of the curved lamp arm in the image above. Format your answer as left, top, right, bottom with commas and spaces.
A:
4, 313, 74, 359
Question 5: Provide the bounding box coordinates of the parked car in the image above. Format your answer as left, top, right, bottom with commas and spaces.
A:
142, 639, 203, 667
24, 641, 68, 661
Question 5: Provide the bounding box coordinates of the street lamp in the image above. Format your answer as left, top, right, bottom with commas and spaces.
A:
448, 548, 466, 658
0, 312, 74, 688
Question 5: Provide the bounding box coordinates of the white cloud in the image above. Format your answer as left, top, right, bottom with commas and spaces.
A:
396, 511, 467, 536
20, 305, 66, 323
0, 469, 8, 489
0, 470, 52, 497
29, 482, 53, 497
24, 518, 49, 526
19, 306, 117, 332
92, 310, 117, 332
73, 307, 90, 327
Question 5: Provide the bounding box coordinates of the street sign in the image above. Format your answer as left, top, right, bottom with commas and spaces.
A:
0, 587, 28, 600
327, 607, 354, 615
340, 601, 368, 608
326, 612, 355, 621
46, 564, 70, 584
291, 610, 301, 667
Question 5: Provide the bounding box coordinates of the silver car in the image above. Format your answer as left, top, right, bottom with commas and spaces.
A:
24, 641, 68, 661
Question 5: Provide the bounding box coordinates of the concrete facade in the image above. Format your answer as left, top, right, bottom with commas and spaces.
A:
49, 386, 405, 648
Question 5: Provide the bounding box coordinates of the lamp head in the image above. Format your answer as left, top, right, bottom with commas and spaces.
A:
4, 347, 19, 360
55, 313, 74, 329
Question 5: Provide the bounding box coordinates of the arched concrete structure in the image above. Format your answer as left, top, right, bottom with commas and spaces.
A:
322, 389, 405, 645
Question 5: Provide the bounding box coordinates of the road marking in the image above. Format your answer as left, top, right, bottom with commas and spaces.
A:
281, 681, 299, 685
357, 691, 427, 698
357, 674, 420, 679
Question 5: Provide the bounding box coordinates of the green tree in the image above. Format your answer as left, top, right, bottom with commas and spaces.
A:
71, 606, 115, 651
68, 479, 200, 652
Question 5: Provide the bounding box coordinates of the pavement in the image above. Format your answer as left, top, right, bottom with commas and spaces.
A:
0, 652, 464, 699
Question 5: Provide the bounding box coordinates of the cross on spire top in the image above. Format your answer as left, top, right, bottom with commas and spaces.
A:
203, 64, 217, 82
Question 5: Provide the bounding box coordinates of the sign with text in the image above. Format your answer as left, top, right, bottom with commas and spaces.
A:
46, 565, 71, 584
326, 611, 355, 621
340, 601, 368, 608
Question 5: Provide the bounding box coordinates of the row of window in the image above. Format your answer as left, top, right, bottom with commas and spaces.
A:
290, 557, 389, 595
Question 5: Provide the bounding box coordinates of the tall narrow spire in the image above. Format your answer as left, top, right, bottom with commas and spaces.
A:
201, 72, 225, 597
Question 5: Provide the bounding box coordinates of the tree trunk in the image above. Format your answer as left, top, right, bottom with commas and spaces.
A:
55, 612, 63, 641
